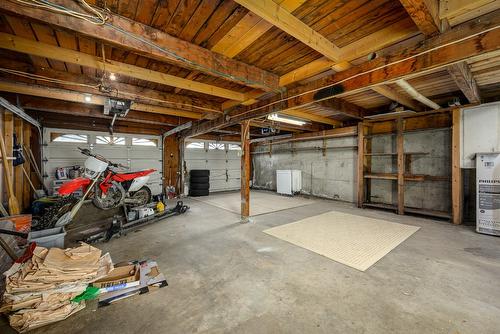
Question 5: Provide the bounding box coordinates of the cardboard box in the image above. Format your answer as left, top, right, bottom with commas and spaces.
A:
92, 264, 140, 292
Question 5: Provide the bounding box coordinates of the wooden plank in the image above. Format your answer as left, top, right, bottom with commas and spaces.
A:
3, 111, 13, 185
451, 108, 462, 224
371, 85, 423, 111
316, 99, 367, 119
0, 80, 204, 119
396, 117, 405, 214
13, 117, 23, 208
396, 79, 441, 109
0, 33, 247, 101
0, 0, 279, 91
233, 0, 342, 61
280, 109, 341, 126
240, 120, 251, 222
357, 122, 365, 207
212, 0, 306, 58
399, 0, 440, 36
447, 61, 481, 103
22, 121, 31, 209
163, 135, 179, 193
439, 0, 496, 19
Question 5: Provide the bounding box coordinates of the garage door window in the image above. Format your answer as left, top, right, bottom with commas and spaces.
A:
96, 136, 125, 145
228, 144, 241, 150
186, 142, 205, 149
51, 133, 88, 143
209, 143, 225, 150
132, 138, 157, 147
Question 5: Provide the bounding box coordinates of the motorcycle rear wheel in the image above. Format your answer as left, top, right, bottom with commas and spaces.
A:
130, 186, 152, 206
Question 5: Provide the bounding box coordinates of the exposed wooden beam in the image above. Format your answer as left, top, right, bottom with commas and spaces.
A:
371, 85, 423, 111
451, 108, 462, 224
280, 109, 341, 127
399, 0, 440, 36
315, 99, 368, 119
439, 0, 497, 20
212, 0, 306, 58
0, 58, 221, 114
0, 33, 247, 101
225, 18, 418, 109
240, 120, 251, 222
0, 80, 204, 119
447, 61, 481, 103
0, 0, 279, 91
233, 0, 342, 61
396, 79, 441, 109
181, 10, 500, 137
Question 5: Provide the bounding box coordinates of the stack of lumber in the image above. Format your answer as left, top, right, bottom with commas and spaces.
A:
1, 243, 112, 332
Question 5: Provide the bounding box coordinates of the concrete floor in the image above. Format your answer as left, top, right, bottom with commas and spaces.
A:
2, 193, 500, 333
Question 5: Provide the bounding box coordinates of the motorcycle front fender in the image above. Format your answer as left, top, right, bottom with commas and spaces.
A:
58, 177, 92, 195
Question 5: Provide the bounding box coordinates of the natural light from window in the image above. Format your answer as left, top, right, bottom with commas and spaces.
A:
96, 136, 125, 145
132, 138, 157, 147
51, 133, 88, 143
208, 143, 225, 150
186, 142, 205, 149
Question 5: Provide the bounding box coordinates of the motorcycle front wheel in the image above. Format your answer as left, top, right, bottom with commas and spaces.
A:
93, 181, 126, 210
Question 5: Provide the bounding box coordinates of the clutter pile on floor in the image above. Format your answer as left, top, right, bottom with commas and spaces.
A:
0, 242, 167, 332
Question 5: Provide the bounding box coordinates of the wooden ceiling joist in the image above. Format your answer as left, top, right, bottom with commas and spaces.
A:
233, 0, 342, 61
395, 79, 441, 109
315, 99, 368, 119
447, 61, 481, 103
371, 85, 423, 111
0, 0, 279, 91
0, 80, 204, 119
399, 0, 440, 36
280, 109, 341, 127
182, 10, 500, 137
0, 33, 247, 102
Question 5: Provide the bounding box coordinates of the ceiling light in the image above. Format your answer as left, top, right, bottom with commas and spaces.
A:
267, 113, 306, 126
109, 73, 116, 81
84, 94, 92, 103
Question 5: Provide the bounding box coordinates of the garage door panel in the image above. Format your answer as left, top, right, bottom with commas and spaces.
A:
185, 140, 241, 193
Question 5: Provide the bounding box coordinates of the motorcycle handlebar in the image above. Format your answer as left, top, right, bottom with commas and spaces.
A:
77, 147, 128, 169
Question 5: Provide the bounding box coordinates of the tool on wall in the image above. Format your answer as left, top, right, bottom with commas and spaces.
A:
23, 144, 48, 194
0, 130, 20, 215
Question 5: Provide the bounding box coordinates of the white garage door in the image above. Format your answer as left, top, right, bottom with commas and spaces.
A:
42, 128, 163, 195
184, 140, 241, 192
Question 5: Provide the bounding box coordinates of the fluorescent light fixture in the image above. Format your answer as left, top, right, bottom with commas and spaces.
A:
109, 73, 116, 81
84, 94, 92, 103
267, 113, 306, 126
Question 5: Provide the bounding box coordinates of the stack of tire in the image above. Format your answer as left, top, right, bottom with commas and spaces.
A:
189, 169, 210, 197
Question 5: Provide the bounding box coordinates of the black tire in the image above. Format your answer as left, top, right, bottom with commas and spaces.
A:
190, 170, 210, 177
190, 176, 209, 184
130, 186, 152, 206
190, 189, 209, 197
190, 183, 209, 190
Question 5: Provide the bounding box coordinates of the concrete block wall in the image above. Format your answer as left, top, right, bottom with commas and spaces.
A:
252, 136, 357, 202
252, 128, 451, 213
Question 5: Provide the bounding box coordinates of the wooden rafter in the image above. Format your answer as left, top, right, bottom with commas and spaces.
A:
181, 10, 500, 137
447, 61, 481, 103
0, 33, 248, 102
0, 80, 204, 119
395, 79, 440, 110
399, 0, 440, 36
233, 0, 342, 61
0, 0, 279, 91
371, 85, 423, 111
315, 99, 368, 119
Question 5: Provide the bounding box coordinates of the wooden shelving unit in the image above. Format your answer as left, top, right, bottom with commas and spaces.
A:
357, 115, 453, 219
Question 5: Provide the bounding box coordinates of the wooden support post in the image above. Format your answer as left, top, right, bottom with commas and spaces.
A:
22, 122, 31, 209
3, 111, 13, 189
396, 117, 405, 215
452, 108, 462, 224
14, 117, 23, 207
357, 122, 365, 207
163, 135, 180, 194
241, 120, 251, 222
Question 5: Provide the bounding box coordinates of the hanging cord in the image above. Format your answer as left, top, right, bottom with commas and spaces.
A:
10, 0, 108, 25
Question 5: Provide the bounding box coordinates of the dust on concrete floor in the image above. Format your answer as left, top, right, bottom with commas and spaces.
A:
2, 196, 500, 334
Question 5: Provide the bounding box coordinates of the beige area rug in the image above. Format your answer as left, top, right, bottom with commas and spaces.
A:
264, 211, 420, 271
193, 190, 315, 216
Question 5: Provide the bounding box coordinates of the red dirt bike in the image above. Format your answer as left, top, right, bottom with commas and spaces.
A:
35, 148, 157, 230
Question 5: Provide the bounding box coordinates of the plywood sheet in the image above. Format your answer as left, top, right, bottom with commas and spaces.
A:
193, 190, 315, 216
264, 211, 420, 271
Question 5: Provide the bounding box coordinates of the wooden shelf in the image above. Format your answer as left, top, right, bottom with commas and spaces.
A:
364, 152, 429, 156
364, 173, 449, 182
363, 202, 451, 219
